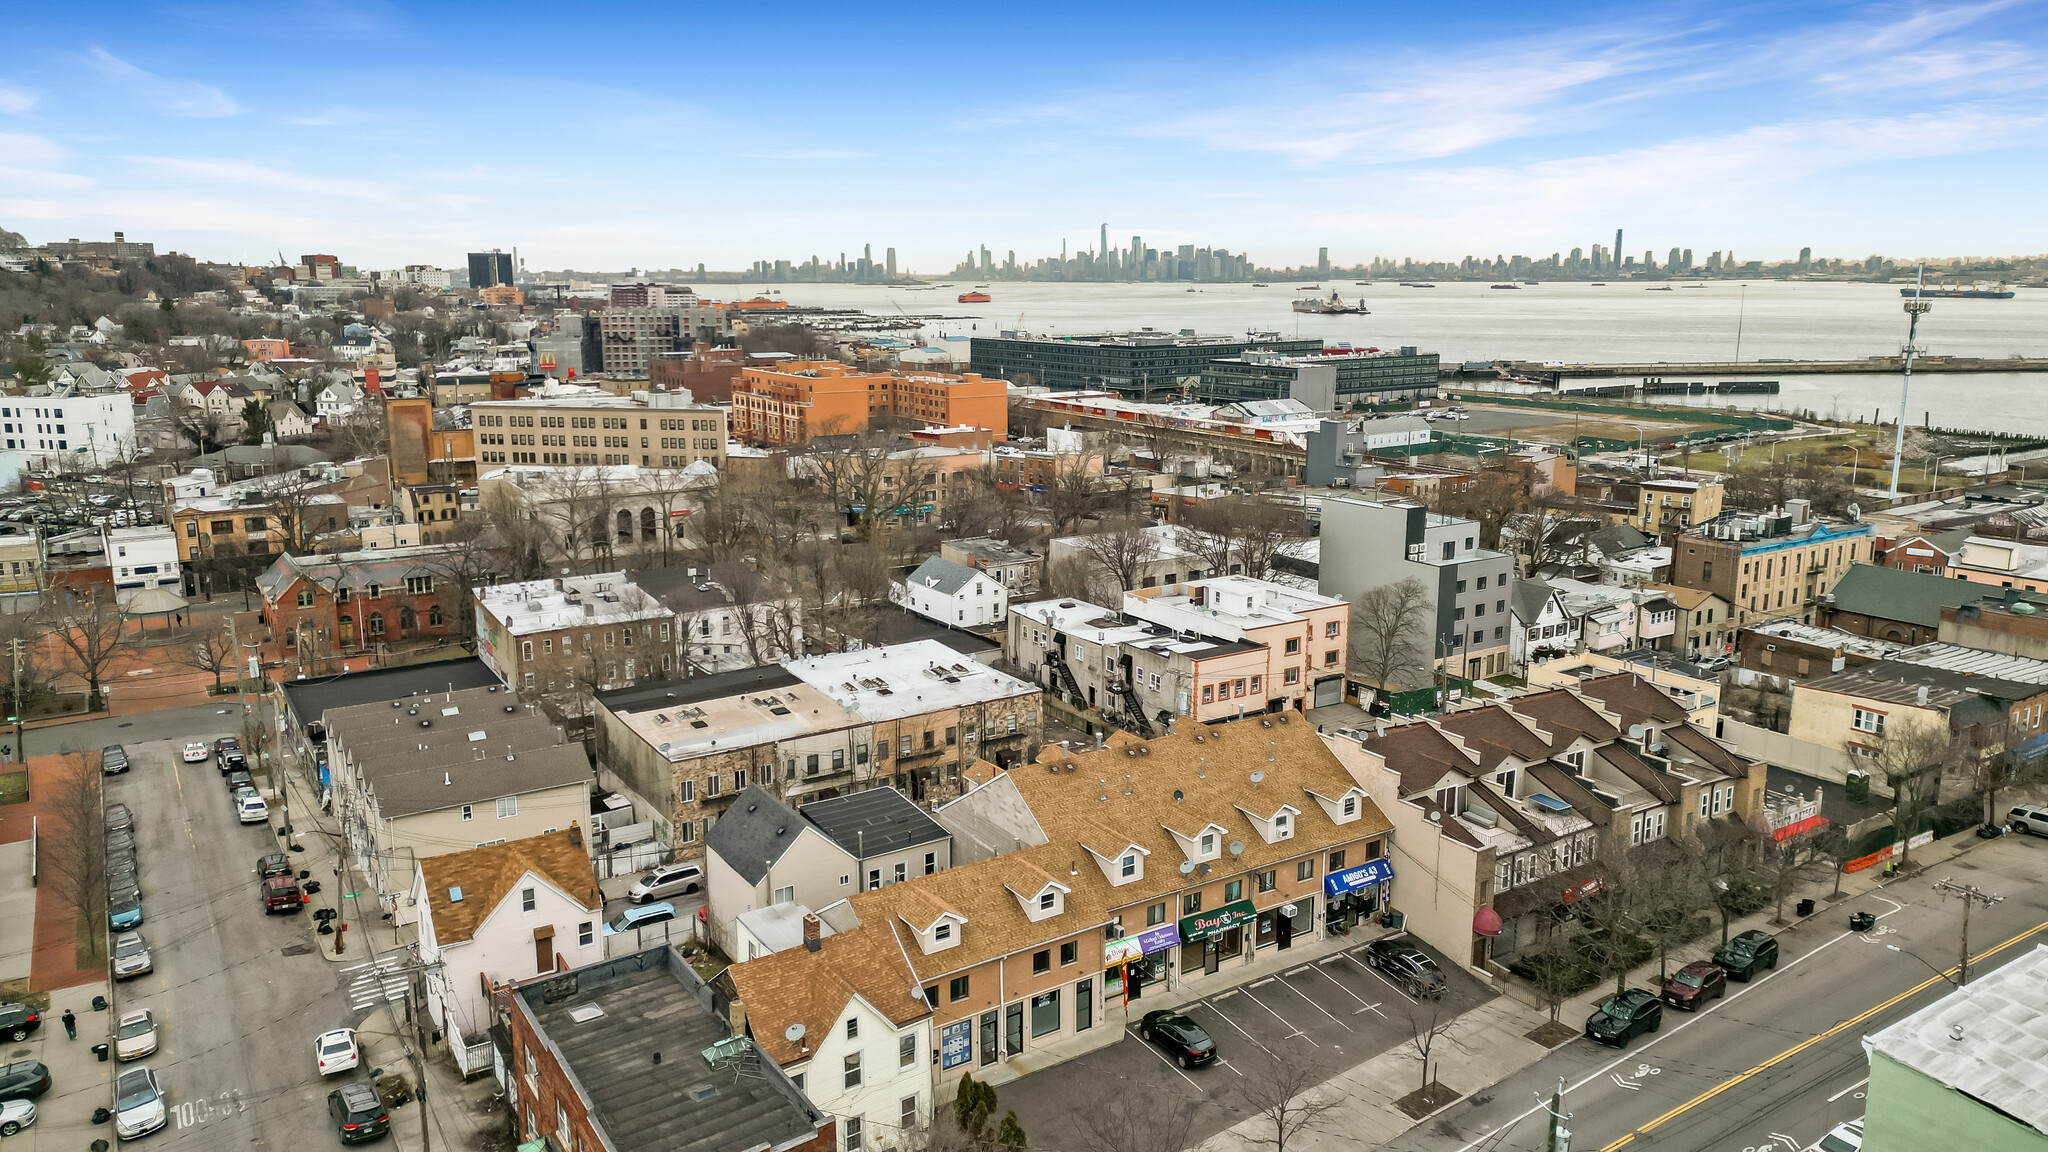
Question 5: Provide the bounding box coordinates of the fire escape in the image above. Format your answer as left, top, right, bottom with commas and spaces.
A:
1043, 636, 1084, 707
1105, 654, 1156, 738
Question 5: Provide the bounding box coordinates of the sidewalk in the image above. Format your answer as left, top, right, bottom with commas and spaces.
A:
0, 754, 109, 992
11, 979, 114, 1152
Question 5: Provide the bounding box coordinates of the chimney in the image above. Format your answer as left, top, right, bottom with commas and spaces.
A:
802, 914, 822, 952
727, 999, 747, 1038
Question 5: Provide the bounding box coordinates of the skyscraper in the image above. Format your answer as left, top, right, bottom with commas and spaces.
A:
1614, 230, 1623, 270
1318, 247, 1330, 276
885, 248, 896, 277
467, 250, 513, 289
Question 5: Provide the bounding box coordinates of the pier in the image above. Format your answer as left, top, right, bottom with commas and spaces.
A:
1487, 354, 2048, 379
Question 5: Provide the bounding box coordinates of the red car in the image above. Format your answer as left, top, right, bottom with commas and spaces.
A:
1661, 960, 1727, 1010
261, 876, 304, 914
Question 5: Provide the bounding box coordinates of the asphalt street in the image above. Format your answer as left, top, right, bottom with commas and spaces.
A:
105, 732, 357, 1148
15, 699, 280, 762
1390, 832, 2048, 1152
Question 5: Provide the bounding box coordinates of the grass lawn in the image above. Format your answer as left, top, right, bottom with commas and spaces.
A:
0, 770, 25, 805
0, 978, 49, 1012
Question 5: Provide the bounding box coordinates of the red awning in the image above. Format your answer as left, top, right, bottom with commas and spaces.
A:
1773, 814, 1830, 841
1473, 907, 1503, 937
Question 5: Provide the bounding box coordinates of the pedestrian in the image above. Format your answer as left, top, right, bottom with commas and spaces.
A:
61, 1008, 75, 1039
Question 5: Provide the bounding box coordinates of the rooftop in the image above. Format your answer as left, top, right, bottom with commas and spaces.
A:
326, 685, 589, 816
800, 788, 949, 860
901, 555, 983, 598
1747, 619, 1904, 660
1010, 597, 1259, 662
946, 536, 1040, 566
280, 658, 503, 729
1803, 659, 2047, 708
702, 786, 813, 884
720, 922, 927, 1068
515, 947, 826, 1152
475, 573, 669, 636
1864, 942, 2048, 1138
420, 826, 600, 946
1124, 575, 1346, 640
732, 903, 835, 956
786, 639, 1039, 724
1825, 563, 1995, 627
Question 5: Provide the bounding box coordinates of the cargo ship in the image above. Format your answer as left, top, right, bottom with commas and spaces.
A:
957, 291, 991, 303
1900, 281, 2015, 299
1490, 283, 1520, 290
1292, 291, 1369, 315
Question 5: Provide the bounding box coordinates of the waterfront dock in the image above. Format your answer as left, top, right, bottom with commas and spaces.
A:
1487, 354, 2048, 379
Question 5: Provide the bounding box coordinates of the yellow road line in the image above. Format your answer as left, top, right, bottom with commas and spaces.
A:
1599, 918, 2048, 1152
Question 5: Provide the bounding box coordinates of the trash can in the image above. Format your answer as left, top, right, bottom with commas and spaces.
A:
1796, 898, 1816, 918
1849, 911, 1877, 933
92, 1043, 109, 1062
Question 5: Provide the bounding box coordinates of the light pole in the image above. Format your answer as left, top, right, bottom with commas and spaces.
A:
1885, 943, 1958, 987
1888, 265, 1931, 499
1926, 454, 1951, 493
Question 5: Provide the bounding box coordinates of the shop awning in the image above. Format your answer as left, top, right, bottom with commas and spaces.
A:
1473, 907, 1503, 936
1178, 899, 1256, 945
1103, 923, 1181, 965
1323, 857, 1395, 898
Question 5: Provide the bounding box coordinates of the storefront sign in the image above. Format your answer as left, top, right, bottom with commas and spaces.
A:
1178, 899, 1257, 945
1102, 923, 1181, 966
1323, 857, 1395, 897
940, 1020, 973, 1070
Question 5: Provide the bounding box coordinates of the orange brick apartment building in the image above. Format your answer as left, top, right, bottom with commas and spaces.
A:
730, 360, 1007, 446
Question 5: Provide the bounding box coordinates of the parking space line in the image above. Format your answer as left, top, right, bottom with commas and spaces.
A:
1217, 1057, 1245, 1077
1827, 1077, 1868, 1103
1126, 1023, 1205, 1090
1190, 999, 1278, 1059
1344, 948, 1414, 998
1314, 957, 1386, 1017
1271, 969, 1354, 1031
1239, 985, 1316, 1044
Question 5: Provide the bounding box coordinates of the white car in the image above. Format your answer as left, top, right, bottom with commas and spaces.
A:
236, 793, 269, 824
113, 1065, 166, 1140
1808, 1120, 1862, 1152
115, 1010, 158, 1061
0, 1097, 35, 1137
182, 742, 209, 763
315, 1028, 358, 1075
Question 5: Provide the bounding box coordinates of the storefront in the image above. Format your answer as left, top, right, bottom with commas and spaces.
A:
1323, 857, 1394, 931
1254, 902, 1313, 950
1103, 923, 1180, 1005
1177, 899, 1257, 978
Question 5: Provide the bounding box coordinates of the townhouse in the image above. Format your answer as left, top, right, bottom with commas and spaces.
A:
473, 573, 678, 706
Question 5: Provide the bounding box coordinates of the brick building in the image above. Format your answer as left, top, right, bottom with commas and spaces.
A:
1668, 502, 1873, 628
253, 543, 478, 675
473, 573, 678, 707
472, 393, 727, 471
731, 360, 1008, 446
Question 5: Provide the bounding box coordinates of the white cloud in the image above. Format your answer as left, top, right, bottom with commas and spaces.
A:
120, 156, 391, 202
0, 85, 34, 115
85, 49, 239, 118
0, 132, 91, 192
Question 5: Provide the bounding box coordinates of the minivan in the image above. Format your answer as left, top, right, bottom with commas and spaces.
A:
604, 901, 677, 936
628, 863, 704, 903
2009, 804, 2048, 835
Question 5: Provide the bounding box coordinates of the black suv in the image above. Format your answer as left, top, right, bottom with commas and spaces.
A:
1713, 930, 1780, 982
329, 1081, 390, 1143
101, 744, 130, 775
0, 1004, 40, 1043
1138, 1010, 1217, 1069
1363, 936, 1447, 998
1585, 988, 1663, 1047
0, 1060, 50, 1099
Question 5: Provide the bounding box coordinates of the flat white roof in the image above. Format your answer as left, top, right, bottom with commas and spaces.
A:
787, 639, 1038, 722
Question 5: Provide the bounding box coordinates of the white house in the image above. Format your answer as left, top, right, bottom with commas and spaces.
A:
266, 399, 315, 439
315, 381, 363, 424
412, 827, 603, 1077
1510, 577, 1574, 673
893, 556, 1007, 629
722, 915, 935, 1151
105, 526, 182, 602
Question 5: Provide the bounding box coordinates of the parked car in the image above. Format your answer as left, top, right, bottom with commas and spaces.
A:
1585, 989, 1664, 1047
1363, 936, 1447, 997
256, 853, 293, 879
1714, 930, 1780, 982
109, 893, 145, 931
1138, 1010, 1217, 1069
628, 862, 704, 903
214, 736, 240, 757
108, 858, 141, 896
0, 1004, 40, 1043
224, 770, 253, 793
221, 750, 248, 773
113, 933, 153, 980
0, 1061, 50, 1100
102, 745, 130, 775
112, 1065, 167, 1139
316, 1029, 359, 1075
261, 876, 304, 914
181, 742, 210, 763
0, 1097, 34, 1137
236, 793, 269, 824
107, 828, 137, 856
603, 901, 676, 935
115, 1010, 158, 1062
2008, 804, 2048, 834
105, 802, 134, 834
1661, 961, 1727, 1010
1807, 1118, 1863, 1152
328, 1080, 390, 1144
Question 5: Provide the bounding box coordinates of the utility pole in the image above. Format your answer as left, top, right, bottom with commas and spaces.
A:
1889, 264, 1931, 499
10, 636, 22, 762
1539, 1077, 1572, 1152
1932, 878, 2003, 985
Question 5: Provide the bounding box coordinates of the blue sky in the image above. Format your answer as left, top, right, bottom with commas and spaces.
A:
2, 1, 2044, 272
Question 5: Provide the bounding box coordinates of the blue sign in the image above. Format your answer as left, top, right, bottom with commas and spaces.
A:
940, 1020, 973, 1070
1324, 857, 1395, 897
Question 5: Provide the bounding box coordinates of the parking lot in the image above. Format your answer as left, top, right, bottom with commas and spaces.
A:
998, 935, 1496, 1146
101, 734, 354, 1147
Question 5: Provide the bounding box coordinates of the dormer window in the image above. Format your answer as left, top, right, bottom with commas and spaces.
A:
934, 923, 951, 941
1038, 891, 1056, 911
1273, 813, 1291, 837
1494, 769, 1518, 797
1199, 832, 1217, 855
1120, 854, 1137, 878
1342, 797, 1357, 817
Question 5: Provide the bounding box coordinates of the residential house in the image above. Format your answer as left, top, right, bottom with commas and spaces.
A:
1509, 577, 1574, 673
507, 945, 834, 1152
1820, 563, 1989, 645
315, 380, 363, 425
1882, 527, 1970, 574
938, 537, 1042, 594
1651, 584, 1734, 657
266, 399, 314, 439
1668, 501, 1875, 628
631, 564, 804, 675
893, 557, 1008, 630
1318, 497, 1515, 685
323, 683, 593, 907
1634, 477, 1723, 540
473, 574, 678, 717
411, 828, 603, 1076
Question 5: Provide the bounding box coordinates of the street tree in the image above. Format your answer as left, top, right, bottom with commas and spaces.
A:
51, 597, 132, 712
239, 397, 276, 445
1174, 495, 1310, 581
1043, 453, 1105, 537
36, 752, 108, 961
1237, 1054, 1340, 1152
173, 624, 237, 692
1638, 837, 1713, 978
1405, 996, 1461, 1104
1865, 722, 1953, 871
1351, 578, 1434, 694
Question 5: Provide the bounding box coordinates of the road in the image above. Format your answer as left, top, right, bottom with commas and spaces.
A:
106, 733, 351, 1147
16, 700, 279, 762
1391, 833, 2048, 1152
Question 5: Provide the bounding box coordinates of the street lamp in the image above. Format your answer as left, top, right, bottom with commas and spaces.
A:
1885, 943, 1959, 988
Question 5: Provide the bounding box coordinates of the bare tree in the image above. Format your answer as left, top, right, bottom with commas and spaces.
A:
480, 486, 549, 581
1073, 517, 1160, 595
51, 598, 132, 712
36, 752, 107, 962
1175, 496, 1308, 580
1238, 1055, 1340, 1152
1351, 578, 1434, 694
1061, 1085, 1198, 1152
1639, 837, 1712, 978
328, 398, 389, 461
173, 624, 237, 692
1042, 453, 1105, 537
164, 390, 234, 455
1429, 459, 1533, 550
1867, 722, 1952, 872
1405, 996, 1460, 1105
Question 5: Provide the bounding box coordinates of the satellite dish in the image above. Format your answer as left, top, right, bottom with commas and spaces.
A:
1179, 860, 1195, 874
1249, 770, 1266, 784
1228, 840, 1245, 856
785, 1023, 806, 1042
1847, 503, 1862, 522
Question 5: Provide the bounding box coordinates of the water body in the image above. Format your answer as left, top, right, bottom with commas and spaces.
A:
749, 279, 2048, 432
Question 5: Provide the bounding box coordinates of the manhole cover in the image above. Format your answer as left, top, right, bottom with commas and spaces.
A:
280, 943, 316, 957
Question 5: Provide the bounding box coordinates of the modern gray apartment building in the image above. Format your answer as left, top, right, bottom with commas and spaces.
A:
1318, 497, 1515, 689
971, 330, 1322, 397
1200, 347, 1441, 407
467, 250, 513, 289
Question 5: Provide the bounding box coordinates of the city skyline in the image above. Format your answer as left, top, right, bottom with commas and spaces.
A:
2, 3, 2045, 269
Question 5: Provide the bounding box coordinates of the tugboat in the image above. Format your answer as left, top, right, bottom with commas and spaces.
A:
1292, 291, 1369, 315
957, 291, 991, 303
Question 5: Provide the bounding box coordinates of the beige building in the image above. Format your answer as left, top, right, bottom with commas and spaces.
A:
1635, 477, 1723, 539
473, 573, 678, 717
472, 392, 727, 471
1788, 660, 2048, 774
0, 536, 42, 598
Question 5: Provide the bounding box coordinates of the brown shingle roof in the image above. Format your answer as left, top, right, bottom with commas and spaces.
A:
721, 923, 928, 1067
1509, 688, 1622, 746
1572, 673, 1691, 730
419, 826, 599, 945
1439, 707, 1554, 769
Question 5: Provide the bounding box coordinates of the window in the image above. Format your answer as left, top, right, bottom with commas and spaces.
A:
1224, 879, 1243, 902
460, 804, 473, 821
1852, 708, 1886, 736
1031, 990, 1061, 1038
844, 1117, 863, 1152
297, 589, 314, 608
933, 923, 951, 941
406, 575, 433, 594
898, 1032, 917, 1069
845, 1018, 859, 1041
1182, 891, 1201, 915
901, 1095, 918, 1128
520, 887, 536, 912
734, 769, 747, 791
578, 921, 593, 946
1257, 869, 1276, 893
1038, 891, 1055, 911
705, 774, 720, 797
496, 795, 518, 819
1120, 853, 1137, 878
869, 869, 881, 890
1297, 858, 1314, 881
1199, 832, 1216, 856
1326, 620, 1341, 637
365, 582, 381, 599
1285, 637, 1301, 655
949, 975, 970, 1002
843, 1052, 862, 1090
679, 780, 695, 803
925, 852, 937, 875
1342, 796, 1358, 817
1329, 849, 1347, 871
1033, 949, 1051, 974
895, 863, 907, 884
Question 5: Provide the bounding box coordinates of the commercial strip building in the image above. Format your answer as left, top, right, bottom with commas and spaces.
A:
971, 331, 1322, 397
729, 360, 1007, 446
471, 392, 728, 471
1667, 500, 1874, 628
592, 639, 1043, 853
1318, 497, 1516, 687
1198, 346, 1441, 407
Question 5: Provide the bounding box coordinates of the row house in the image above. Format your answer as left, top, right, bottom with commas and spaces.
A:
473, 573, 678, 722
